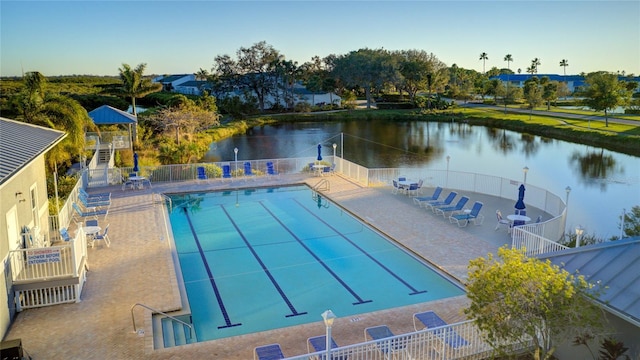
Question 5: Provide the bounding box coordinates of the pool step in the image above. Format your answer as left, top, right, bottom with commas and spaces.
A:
160, 314, 196, 348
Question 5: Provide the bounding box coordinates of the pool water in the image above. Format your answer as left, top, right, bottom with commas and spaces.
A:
167, 185, 464, 342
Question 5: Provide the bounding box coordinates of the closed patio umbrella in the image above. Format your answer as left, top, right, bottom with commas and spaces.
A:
514, 184, 526, 212
317, 144, 323, 162
133, 152, 139, 172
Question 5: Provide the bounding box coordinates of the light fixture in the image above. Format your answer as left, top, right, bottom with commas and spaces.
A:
234, 148, 239, 175
321, 310, 336, 359
15, 192, 25, 203
523, 166, 529, 185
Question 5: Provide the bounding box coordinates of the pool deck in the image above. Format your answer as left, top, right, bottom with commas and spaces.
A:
4, 173, 548, 359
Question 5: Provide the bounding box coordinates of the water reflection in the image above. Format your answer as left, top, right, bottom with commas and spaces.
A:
570, 149, 619, 190
203, 119, 639, 238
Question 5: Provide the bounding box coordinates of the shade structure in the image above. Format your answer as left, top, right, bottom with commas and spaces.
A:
317, 144, 323, 161
514, 184, 526, 210
133, 152, 139, 172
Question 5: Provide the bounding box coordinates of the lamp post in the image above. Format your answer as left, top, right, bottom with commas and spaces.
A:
446, 155, 450, 187
575, 225, 584, 247
321, 310, 336, 360
332, 143, 337, 160
565, 186, 571, 238
523, 166, 529, 185
234, 147, 238, 176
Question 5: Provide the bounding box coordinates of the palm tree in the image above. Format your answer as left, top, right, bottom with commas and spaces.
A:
559, 59, 569, 83
195, 68, 209, 81
118, 63, 162, 116
503, 54, 513, 111
479, 52, 489, 75
530, 58, 541, 74
11, 71, 96, 171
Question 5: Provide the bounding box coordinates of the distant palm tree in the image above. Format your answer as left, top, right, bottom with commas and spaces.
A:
195, 68, 209, 81
118, 63, 162, 116
559, 59, 569, 83
503, 54, 513, 111
503, 54, 513, 72
530, 58, 541, 74
479, 52, 489, 74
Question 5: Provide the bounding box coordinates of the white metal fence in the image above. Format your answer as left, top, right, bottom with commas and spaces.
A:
283, 320, 533, 360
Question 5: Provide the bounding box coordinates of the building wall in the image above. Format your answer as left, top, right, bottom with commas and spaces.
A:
0, 154, 50, 339
553, 310, 640, 359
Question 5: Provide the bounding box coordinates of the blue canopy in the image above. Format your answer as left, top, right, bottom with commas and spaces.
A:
317, 144, 323, 161
515, 184, 526, 210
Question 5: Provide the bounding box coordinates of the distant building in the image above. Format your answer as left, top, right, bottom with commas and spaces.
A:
153, 74, 341, 109
490, 74, 640, 93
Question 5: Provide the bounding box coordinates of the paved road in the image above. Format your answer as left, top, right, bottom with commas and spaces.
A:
457, 102, 639, 127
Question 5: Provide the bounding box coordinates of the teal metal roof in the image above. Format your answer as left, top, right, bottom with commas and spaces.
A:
539, 238, 640, 327
88, 105, 137, 125
0, 117, 66, 185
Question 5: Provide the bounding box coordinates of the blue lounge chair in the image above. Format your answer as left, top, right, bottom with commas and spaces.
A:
450, 201, 484, 227
365, 325, 408, 358
423, 191, 457, 211
434, 196, 469, 217
321, 166, 331, 176
79, 193, 111, 208
244, 161, 256, 179
413, 311, 469, 349
222, 164, 232, 180
307, 335, 345, 360
79, 188, 111, 200
254, 343, 285, 360
413, 186, 443, 207
60, 228, 72, 242
73, 203, 108, 220
197, 166, 208, 180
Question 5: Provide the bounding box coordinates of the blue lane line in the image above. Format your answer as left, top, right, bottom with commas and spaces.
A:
183, 208, 242, 329
259, 202, 372, 305
294, 198, 428, 296
220, 204, 307, 318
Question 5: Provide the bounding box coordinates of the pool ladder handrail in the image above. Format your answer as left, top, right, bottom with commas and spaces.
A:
313, 178, 330, 192
154, 193, 173, 212
130, 302, 192, 334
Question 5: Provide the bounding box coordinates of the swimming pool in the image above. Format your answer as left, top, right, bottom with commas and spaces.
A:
166, 185, 464, 343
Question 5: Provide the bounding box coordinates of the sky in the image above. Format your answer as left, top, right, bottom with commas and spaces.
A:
1, 0, 638, 77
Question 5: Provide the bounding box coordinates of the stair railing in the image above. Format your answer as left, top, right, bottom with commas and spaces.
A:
130, 303, 192, 334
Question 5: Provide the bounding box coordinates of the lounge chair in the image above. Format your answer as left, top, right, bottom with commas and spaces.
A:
307, 335, 345, 360
59, 228, 72, 242
73, 203, 108, 220
79, 188, 111, 200
413, 311, 469, 349
365, 325, 408, 359
91, 224, 110, 248
434, 196, 469, 216
244, 161, 256, 179
79, 193, 111, 208
423, 191, 457, 211
494, 210, 511, 232
254, 343, 285, 360
222, 164, 232, 180
450, 201, 484, 227
197, 166, 208, 180
321, 166, 331, 176
413, 186, 443, 207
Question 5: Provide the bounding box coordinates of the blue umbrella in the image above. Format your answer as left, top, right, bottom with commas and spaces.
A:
514, 184, 526, 210
133, 152, 139, 172
317, 144, 323, 161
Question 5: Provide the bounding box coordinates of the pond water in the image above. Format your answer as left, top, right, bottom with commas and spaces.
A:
204, 120, 640, 240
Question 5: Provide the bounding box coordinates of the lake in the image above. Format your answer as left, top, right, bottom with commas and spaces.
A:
204, 119, 640, 240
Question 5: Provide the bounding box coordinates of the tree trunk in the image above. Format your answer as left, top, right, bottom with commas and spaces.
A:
365, 86, 371, 109
605, 110, 609, 127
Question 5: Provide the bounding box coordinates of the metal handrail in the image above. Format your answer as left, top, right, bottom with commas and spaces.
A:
154, 193, 173, 212
130, 303, 192, 334
313, 178, 330, 192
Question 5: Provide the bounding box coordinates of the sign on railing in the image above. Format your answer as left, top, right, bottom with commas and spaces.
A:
26, 248, 61, 265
